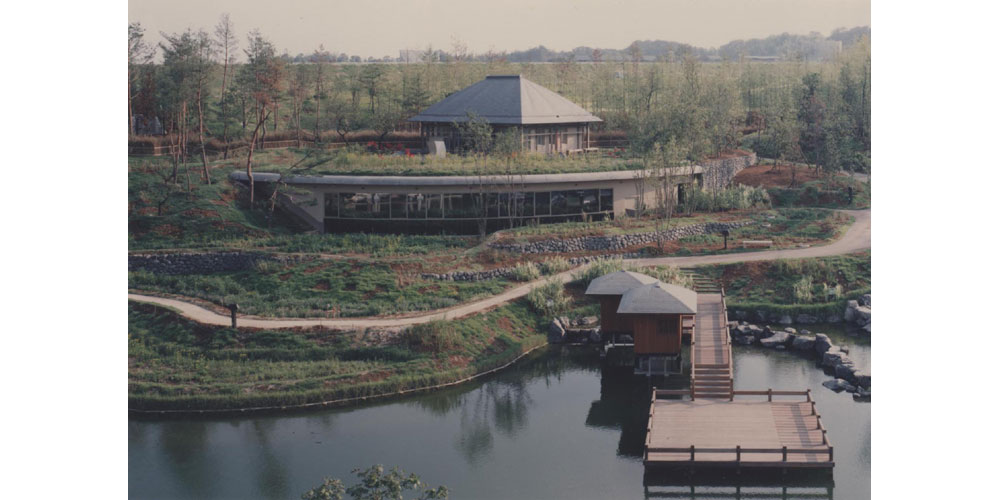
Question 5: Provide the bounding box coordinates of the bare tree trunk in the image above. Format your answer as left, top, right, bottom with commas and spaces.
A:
197, 88, 211, 184
245, 109, 270, 206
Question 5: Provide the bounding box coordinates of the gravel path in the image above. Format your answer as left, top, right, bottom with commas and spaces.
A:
128, 209, 870, 329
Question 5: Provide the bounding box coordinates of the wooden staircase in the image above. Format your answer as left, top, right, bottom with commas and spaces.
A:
689, 281, 734, 400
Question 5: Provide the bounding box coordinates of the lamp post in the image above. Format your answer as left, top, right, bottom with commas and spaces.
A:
721, 229, 730, 250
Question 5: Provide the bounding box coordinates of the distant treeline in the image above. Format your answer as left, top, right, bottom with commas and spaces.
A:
128, 17, 869, 177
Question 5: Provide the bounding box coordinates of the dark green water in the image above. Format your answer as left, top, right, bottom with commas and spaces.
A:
129, 327, 870, 500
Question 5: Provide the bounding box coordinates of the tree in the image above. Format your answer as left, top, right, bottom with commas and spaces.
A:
159, 29, 203, 186
288, 63, 310, 146
239, 29, 284, 205
128, 23, 154, 136
310, 45, 331, 144
345, 465, 448, 500
302, 465, 447, 500
359, 65, 383, 115
213, 13, 238, 101
213, 14, 238, 151
797, 72, 826, 171
454, 112, 495, 238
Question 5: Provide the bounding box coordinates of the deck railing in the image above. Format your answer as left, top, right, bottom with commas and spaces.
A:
720, 286, 734, 400
644, 445, 834, 464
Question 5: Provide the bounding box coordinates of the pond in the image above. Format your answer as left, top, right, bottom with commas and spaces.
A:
129, 326, 870, 499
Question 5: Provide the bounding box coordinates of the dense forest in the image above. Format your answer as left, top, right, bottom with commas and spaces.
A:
128, 17, 870, 177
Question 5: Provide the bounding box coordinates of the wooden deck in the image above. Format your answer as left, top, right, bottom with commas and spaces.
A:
645, 391, 833, 469
645, 289, 834, 471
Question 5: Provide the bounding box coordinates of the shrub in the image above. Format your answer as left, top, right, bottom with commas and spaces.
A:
401, 320, 462, 353
539, 257, 573, 275
510, 262, 541, 282
527, 278, 570, 318
683, 184, 771, 212
572, 257, 626, 285
642, 265, 694, 288
792, 276, 813, 304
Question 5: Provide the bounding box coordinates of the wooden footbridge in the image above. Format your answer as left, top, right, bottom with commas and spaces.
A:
644, 286, 834, 472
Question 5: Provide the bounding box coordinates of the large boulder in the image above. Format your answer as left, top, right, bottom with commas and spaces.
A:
853, 388, 871, 400
578, 316, 599, 327
558, 316, 572, 330
861, 294, 871, 307
854, 372, 871, 389
760, 331, 791, 348
835, 362, 858, 382
854, 306, 872, 325
778, 314, 793, 325
547, 319, 565, 344
822, 349, 852, 368
822, 379, 852, 393
844, 300, 859, 322
759, 325, 774, 340
792, 336, 816, 352
588, 328, 602, 343
815, 334, 834, 354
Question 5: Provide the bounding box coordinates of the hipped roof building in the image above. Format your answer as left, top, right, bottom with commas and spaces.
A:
409, 75, 601, 153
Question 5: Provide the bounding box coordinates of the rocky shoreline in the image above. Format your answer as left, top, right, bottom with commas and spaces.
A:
729, 294, 872, 400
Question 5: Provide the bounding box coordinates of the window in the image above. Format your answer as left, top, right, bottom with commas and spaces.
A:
599, 189, 613, 212
389, 194, 406, 219
534, 191, 550, 216
427, 194, 443, 218
406, 194, 426, 219
324, 193, 338, 217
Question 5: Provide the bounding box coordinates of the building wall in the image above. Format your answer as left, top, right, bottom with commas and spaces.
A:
632, 313, 683, 355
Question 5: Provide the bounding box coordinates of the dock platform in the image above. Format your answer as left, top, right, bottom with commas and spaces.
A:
644, 390, 834, 469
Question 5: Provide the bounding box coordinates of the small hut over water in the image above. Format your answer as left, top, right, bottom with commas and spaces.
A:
617, 281, 698, 375
584, 270, 660, 337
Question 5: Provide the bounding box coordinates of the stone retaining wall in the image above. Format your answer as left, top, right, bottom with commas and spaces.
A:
488, 220, 755, 255
128, 252, 297, 275
702, 152, 757, 191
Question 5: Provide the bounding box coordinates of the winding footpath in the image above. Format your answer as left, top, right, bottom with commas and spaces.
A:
128, 209, 870, 330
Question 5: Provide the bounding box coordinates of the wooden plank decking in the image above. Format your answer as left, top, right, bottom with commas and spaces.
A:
645, 392, 834, 469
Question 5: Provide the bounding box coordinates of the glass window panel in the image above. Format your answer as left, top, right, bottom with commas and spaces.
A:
486, 193, 499, 218
427, 194, 443, 218
534, 191, 550, 215
324, 193, 338, 217
600, 189, 613, 212
371, 193, 390, 218
389, 194, 406, 219
340, 193, 372, 218
582, 189, 599, 213
551, 190, 569, 215
406, 194, 427, 219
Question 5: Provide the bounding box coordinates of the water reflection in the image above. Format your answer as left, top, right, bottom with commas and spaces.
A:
130, 342, 868, 500
249, 420, 290, 500
157, 421, 215, 498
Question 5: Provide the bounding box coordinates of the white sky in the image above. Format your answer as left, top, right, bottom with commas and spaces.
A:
128, 0, 870, 59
